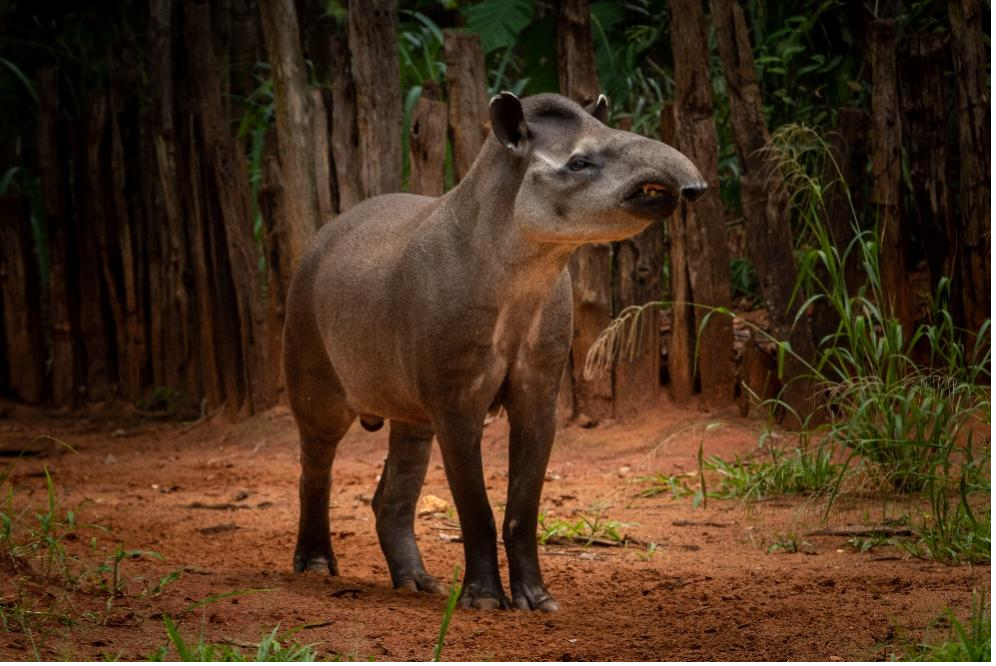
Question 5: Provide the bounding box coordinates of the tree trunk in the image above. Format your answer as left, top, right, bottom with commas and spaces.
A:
898, 34, 953, 298
329, 31, 362, 212
557, 0, 613, 422
668, 0, 734, 408
37, 67, 81, 407
311, 89, 334, 226
408, 84, 447, 197
948, 0, 991, 334
444, 30, 489, 184
0, 197, 46, 403
811, 106, 869, 346
869, 19, 911, 333
661, 104, 694, 404
187, 2, 267, 414
348, 0, 402, 198
556, 0, 600, 106
260, 0, 322, 274
612, 223, 664, 417
710, 0, 815, 417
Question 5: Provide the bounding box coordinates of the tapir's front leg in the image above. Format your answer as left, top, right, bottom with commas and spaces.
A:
502, 380, 561, 612
433, 413, 509, 610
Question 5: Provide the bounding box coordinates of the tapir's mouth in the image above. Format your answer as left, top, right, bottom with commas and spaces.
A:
620, 180, 680, 218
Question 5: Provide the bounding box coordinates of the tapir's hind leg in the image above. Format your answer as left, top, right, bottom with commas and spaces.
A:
293, 416, 353, 574
372, 421, 446, 594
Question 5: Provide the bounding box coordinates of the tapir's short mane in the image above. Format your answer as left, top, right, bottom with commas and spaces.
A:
521, 93, 586, 126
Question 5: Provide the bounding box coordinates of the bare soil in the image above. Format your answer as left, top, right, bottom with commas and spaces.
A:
0, 399, 986, 661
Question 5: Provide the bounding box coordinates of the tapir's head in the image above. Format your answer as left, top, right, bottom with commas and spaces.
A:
489, 92, 706, 244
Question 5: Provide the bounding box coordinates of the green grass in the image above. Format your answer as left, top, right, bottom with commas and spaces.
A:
150, 617, 318, 662
896, 592, 991, 662
432, 567, 461, 662
537, 507, 632, 546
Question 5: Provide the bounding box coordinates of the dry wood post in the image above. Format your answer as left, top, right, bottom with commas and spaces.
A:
869, 19, 911, 333
348, 0, 402, 198
0, 197, 46, 403
667, 0, 734, 408
948, 0, 991, 334
187, 2, 267, 414
660, 104, 695, 404
37, 66, 82, 407
311, 89, 334, 226
408, 82, 448, 197
811, 107, 869, 345
260, 0, 323, 274
329, 31, 363, 212
557, 0, 613, 422
898, 34, 953, 296
444, 31, 489, 184
710, 0, 815, 416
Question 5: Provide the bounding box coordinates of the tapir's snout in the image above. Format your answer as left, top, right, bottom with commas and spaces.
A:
680, 181, 708, 202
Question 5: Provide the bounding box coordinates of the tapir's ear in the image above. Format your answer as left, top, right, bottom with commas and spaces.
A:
584, 94, 609, 124
489, 91, 528, 150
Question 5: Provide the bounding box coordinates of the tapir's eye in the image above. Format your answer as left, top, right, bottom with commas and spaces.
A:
568, 157, 594, 172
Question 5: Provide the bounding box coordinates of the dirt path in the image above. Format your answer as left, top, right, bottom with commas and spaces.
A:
0, 400, 985, 661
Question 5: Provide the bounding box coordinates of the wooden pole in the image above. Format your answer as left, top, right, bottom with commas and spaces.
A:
444, 31, 489, 184
408, 83, 448, 197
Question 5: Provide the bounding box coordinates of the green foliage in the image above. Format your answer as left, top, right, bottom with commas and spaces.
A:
461, 0, 534, 54
730, 256, 761, 304
432, 567, 461, 662
537, 507, 631, 546
150, 617, 318, 662
766, 533, 811, 554
897, 592, 991, 662
704, 445, 842, 500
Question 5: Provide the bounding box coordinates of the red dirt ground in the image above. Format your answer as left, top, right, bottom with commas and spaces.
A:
0, 398, 987, 661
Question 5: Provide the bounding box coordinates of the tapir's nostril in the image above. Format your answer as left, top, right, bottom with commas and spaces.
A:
680, 181, 708, 202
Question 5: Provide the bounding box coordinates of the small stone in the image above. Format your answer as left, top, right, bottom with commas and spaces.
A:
576, 413, 598, 429
233, 490, 250, 502
111, 428, 128, 438
103, 453, 118, 465
618, 465, 632, 477
828, 656, 843, 662
417, 494, 449, 517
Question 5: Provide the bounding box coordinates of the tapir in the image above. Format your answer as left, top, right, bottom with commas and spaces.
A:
283, 92, 706, 612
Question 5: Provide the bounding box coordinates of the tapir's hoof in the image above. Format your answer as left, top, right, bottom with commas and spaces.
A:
396, 572, 447, 595
293, 549, 339, 575
513, 595, 561, 613
458, 584, 510, 610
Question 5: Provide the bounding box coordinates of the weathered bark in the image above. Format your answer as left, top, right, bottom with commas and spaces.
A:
661, 104, 694, 404
229, 0, 259, 123
612, 223, 664, 417
260, 0, 322, 274
948, 0, 991, 334
898, 34, 953, 298
348, 0, 402, 197
261, 150, 286, 401
556, 0, 601, 106
187, 2, 267, 414
77, 97, 113, 401
408, 84, 448, 197
0, 197, 46, 403
811, 107, 869, 345
311, 89, 334, 226
710, 0, 815, 416
37, 67, 81, 406
329, 31, 362, 212
444, 30, 489, 183
668, 0, 734, 408
869, 19, 911, 333
557, 0, 613, 421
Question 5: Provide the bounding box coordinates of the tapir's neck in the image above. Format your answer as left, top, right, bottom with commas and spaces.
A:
442, 138, 574, 297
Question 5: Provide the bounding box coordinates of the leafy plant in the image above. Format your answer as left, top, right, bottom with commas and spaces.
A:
897, 591, 991, 662
537, 507, 632, 546
461, 0, 534, 55
432, 567, 462, 662
150, 616, 318, 662
766, 533, 810, 554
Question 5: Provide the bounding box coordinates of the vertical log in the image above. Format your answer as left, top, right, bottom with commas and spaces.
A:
230, 0, 260, 125
37, 67, 81, 406
711, 0, 815, 416
0, 197, 46, 403
557, 0, 613, 422
811, 106, 869, 345
260, 0, 322, 275
668, 0, 734, 408
556, 0, 600, 106
329, 32, 362, 212
187, 1, 267, 414
444, 31, 489, 184
260, 150, 286, 401
312, 89, 334, 225
78, 97, 113, 401
869, 19, 911, 333
898, 34, 953, 297
612, 223, 664, 417
948, 0, 991, 334
661, 104, 695, 404
348, 0, 402, 197
408, 83, 447, 197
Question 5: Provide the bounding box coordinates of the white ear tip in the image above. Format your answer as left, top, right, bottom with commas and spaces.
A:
597, 94, 608, 105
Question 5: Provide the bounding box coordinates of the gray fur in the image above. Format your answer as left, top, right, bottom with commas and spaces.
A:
284, 93, 704, 611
